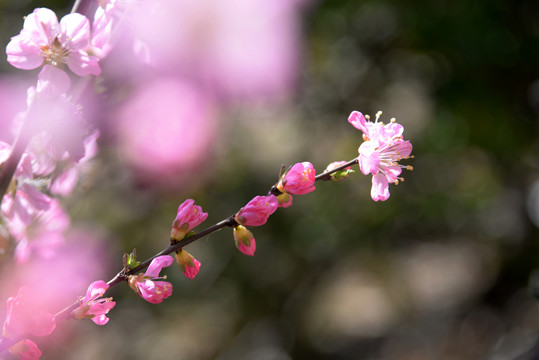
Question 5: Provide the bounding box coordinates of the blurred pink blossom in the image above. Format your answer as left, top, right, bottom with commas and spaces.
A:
2, 185, 69, 263
3, 287, 56, 338
107, 0, 310, 101
116, 78, 215, 186
171, 199, 208, 242
175, 250, 201, 279
8, 339, 42, 360
128, 255, 174, 304
277, 162, 316, 195
235, 195, 279, 227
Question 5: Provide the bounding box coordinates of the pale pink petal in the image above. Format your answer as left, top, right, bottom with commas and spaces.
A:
36, 65, 71, 98
59, 13, 91, 50
91, 8, 113, 58
6, 35, 43, 70
23, 8, 60, 45
348, 111, 368, 133
358, 141, 380, 175
371, 173, 390, 202
67, 51, 101, 76
383, 122, 404, 139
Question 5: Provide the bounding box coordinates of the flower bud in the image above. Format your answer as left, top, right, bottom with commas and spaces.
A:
324, 161, 354, 181
233, 225, 256, 256
171, 199, 208, 242
235, 195, 278, 226
175, 250, 201, 279
276, 162, 316, 195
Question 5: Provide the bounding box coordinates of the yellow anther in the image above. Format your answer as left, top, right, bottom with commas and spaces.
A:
406, 165, 414, 171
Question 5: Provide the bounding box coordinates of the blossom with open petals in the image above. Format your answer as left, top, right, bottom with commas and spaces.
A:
171, 199, 208, 241
175, 250, 201, 279
3, 287, 56, 338
235, 195, 278, 227
276, 162, 316, 195
350, 111, 414, 201
6, 8, 100, 78
72, 280, 115, 325
128, 255, 174, 304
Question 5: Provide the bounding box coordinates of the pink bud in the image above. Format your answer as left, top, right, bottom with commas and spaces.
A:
235, 195, 278, 226
171, 199, 208, 241
9, 339, 41, 360
175, 250, 201, 279
277, 162, 316, 195
233, 225, 256, 256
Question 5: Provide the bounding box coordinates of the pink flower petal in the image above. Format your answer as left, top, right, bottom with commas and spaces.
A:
5, 35, 43, 70
59, 13, 91, 50
67, 51, 101, 76
371, 173, 390, 202
348, 111, 368, 133
145, 255, 174, 278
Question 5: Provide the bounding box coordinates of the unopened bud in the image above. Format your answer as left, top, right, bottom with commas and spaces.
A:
233, 225, 256, 256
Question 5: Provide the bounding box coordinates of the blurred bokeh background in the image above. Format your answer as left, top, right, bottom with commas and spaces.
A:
1, 0, 539, 359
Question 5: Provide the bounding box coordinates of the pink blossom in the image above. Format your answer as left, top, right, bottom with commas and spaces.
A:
276, 193, 293, 208
175, 250, 201, 279
171, 199, 208, 241
128, 255, 174, 304
277, 162, 316, 195
351, 111, 414, 201
3, 287, 56, 338
72, 280, 116, 325
233, 225, 256, 256
116, 78, 216, 186
348, 111, 404, 145
2, 187, 69, 263
9, 339, 42, 360
235, 195, 278, 226
6, 8, 100, 81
